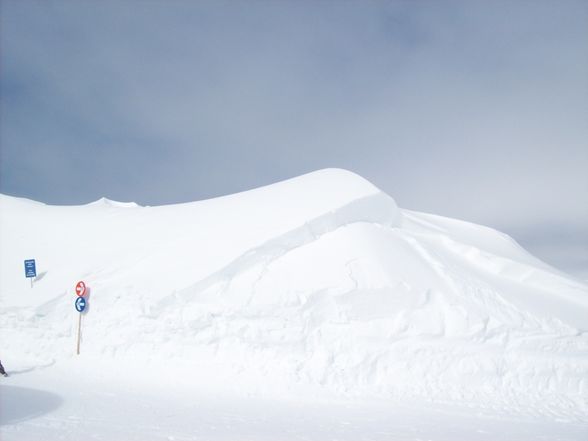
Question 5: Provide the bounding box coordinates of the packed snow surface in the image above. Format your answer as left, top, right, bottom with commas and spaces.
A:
1, 168, 587, 439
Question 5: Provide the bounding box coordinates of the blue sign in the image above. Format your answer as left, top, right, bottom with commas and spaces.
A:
24, 259, 36, 278
75, 297, 87, 313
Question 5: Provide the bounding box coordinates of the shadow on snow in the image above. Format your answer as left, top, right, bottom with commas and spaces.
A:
0, 385, 63, 425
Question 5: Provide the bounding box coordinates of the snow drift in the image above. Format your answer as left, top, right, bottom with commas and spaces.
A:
1, 168, 587, 418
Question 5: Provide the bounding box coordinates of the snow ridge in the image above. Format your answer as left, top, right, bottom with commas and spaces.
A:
165, 191, 400, 307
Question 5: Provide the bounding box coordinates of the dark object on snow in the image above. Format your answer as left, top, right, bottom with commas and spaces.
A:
0, 359, 7, 377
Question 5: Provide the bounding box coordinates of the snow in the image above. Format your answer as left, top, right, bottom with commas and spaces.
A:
1, 168, 587, 440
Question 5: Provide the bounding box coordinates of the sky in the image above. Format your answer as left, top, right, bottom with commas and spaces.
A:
1, 0, 587, 277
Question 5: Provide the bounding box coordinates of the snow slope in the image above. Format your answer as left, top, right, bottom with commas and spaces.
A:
1, 168, 587, 432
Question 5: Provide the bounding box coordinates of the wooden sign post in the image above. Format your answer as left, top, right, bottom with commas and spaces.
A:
76, 312, 82, 355
74, 281, 88, 355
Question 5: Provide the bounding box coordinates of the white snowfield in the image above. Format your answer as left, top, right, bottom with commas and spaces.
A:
1, 168, 587, 440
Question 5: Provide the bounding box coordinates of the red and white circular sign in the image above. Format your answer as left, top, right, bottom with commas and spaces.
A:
75, 281, 87, 297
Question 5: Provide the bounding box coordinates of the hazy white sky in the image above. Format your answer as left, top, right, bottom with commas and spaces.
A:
1, 0, 587, 275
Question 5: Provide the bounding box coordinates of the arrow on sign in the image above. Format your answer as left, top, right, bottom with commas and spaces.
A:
75, 281, 86, 297
75, 296, 87, 312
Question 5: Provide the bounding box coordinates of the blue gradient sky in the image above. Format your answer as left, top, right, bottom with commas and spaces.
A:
1, 0, 587, 276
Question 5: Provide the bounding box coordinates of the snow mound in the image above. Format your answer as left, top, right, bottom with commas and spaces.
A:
86, 197, 140, 208
1, 168, 587, 420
